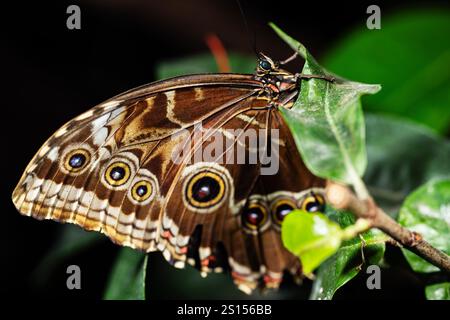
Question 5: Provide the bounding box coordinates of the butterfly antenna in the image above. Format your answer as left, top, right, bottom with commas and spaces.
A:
236, 0, 258, 57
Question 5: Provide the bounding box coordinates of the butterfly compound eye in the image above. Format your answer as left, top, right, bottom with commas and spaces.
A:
259, 59, 272, 71
301, 193, 326, 213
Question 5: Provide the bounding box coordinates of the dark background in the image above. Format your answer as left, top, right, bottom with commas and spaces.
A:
1, 0, 447, 299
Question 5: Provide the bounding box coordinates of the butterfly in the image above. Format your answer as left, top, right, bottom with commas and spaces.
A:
12, 52, 332, 294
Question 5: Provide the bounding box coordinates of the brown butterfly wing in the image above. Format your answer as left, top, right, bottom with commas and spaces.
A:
12, 74, 324, 294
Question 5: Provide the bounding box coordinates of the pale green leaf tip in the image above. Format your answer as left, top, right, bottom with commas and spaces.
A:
360, 83, 382, 94
269, 22, 382, 94
268, 22, 294, 46
372, 84, 382, 93
268, 22, 281, 35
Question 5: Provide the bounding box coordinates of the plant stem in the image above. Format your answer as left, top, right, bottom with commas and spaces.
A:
351, 173, 370, 200
325, 181, 450, 273
341, 218, 372, 241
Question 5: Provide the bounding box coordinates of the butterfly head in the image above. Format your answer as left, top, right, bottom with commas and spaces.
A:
257, 53, 277, 72
256, 52, 293, 81
256, 52, 280, 75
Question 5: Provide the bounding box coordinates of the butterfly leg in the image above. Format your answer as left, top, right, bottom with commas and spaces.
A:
295, 73, 336, 82
279, 51, 299, 65
278, 50, 336, 82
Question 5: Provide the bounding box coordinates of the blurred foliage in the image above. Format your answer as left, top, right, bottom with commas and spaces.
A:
425, 282, 450, 300
323, 9, 450, 134
145, 254, 311, 299
103, 248, 147, 300
310, 208, 387, 300
398, 178, 450, 300
157, 53, 256, 79
32, 224, 105, 287
364, 114, 450, 217
398, 179, 450, 273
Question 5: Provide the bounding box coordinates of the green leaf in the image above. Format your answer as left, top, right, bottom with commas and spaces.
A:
323, 9, 450, 134
425, 282, 450, 300
281, 207, 387, 299
281, 210, 343, 275
398, 179, 450, 273
364, 113, 450, 216
270, 23, 380, 197
156, 53, 255, 79
310, 208, 388, 300
103, 248, 148, 300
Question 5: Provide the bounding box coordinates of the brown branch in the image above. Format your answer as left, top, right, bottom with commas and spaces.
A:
325, 181, 450, 273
